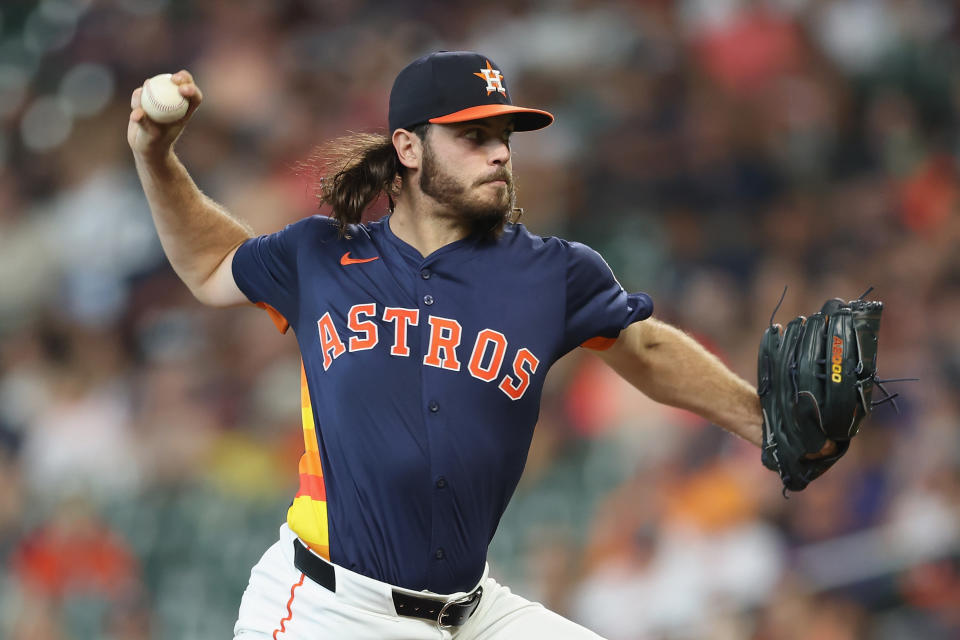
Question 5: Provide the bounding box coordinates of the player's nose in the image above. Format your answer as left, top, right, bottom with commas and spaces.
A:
489, 138, 510, 166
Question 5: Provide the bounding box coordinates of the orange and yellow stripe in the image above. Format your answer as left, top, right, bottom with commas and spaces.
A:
287, 361, 330, 559
254, 303, 330, 559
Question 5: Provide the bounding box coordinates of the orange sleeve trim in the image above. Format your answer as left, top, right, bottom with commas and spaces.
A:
581, 336, 617, 351
256, 302, 290, 334
272, 573, 304, 639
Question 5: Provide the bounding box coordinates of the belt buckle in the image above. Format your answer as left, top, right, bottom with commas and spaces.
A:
437, 591, 474, 629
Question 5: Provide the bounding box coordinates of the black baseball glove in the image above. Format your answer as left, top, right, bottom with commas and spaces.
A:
757, 290, 894, 493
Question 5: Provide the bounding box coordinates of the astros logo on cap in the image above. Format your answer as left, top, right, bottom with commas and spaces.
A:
474, 60, 506, 96
388, 51, 553, 132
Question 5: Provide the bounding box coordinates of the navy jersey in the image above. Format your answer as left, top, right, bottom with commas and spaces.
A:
232, 215, 652, 593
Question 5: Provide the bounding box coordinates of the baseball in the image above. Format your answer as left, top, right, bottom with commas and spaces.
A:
141, 73, 188, 124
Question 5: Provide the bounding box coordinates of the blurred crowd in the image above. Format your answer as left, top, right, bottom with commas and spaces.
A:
1, 0, 960, 638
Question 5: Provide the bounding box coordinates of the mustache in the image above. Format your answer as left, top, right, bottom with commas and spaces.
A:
474, 169, 513, 187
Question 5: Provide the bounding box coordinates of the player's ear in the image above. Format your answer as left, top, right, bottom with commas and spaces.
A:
393, 128, 421, 171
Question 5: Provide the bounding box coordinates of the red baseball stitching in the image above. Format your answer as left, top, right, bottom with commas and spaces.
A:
145, 77, 186, 112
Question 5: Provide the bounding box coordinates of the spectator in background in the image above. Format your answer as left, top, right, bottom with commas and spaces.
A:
8, 496, 148, 639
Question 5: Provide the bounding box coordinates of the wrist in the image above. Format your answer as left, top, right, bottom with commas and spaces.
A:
134, 147, 179, 175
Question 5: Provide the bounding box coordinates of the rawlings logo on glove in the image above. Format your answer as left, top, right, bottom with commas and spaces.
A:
757, 288, 909, 493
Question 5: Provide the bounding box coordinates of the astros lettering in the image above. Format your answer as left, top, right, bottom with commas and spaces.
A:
316, 303, 540, 400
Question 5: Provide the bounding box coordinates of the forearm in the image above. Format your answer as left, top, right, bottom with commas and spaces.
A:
134, 150, 252, 295
598, 319, 763, 447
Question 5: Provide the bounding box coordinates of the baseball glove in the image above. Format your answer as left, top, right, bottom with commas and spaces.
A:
757, 289, 894, 493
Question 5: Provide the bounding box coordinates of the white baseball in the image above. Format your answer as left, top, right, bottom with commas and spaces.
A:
141, 73, 189, 124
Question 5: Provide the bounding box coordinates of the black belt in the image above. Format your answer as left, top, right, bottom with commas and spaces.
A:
293, 539, 483, 628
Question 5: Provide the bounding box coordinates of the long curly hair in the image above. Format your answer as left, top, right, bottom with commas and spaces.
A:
301, 125, 428, 232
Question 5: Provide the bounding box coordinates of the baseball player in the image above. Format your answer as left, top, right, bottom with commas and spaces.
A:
129, 51, 776, 639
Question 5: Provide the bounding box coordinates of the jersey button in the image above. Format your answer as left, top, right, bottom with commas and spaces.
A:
435, 477, 447, 489
428, 400, 439, 413
420, 269, 431, 280
435, 548, 445, 560
423, 294, 434, 306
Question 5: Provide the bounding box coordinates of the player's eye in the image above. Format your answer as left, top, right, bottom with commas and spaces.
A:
461, 127, 510, 147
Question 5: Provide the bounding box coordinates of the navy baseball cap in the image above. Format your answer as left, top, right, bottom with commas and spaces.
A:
388, 51, 554, 133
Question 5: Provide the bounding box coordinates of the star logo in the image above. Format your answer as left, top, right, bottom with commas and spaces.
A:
474, 60, 506, 96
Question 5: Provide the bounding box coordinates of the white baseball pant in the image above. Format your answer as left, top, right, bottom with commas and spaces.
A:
234, 524, 605, 639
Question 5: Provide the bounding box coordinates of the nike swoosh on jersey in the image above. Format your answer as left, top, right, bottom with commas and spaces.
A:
340, 252, 380, 265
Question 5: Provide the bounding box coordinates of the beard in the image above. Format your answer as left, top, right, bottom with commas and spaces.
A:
419, 140, 516, 239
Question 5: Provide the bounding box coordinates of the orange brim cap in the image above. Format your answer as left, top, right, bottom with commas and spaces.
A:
429, 104, 554, 132
389, 52, 555, 133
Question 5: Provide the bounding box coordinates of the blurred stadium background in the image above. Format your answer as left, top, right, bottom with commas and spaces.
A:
1, 0, 959, 638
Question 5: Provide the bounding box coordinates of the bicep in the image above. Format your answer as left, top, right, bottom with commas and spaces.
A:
595, 318, 687, 392
193, 245, 250, 307
595, 318, 657, 375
